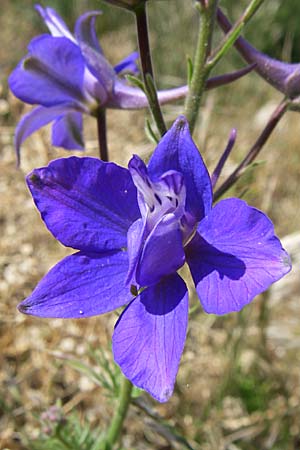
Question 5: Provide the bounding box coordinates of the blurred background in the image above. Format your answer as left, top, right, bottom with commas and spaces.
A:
0, 1, 300, 449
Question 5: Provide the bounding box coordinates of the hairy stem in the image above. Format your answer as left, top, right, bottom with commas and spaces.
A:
135, 3, 167, 136
96, 108, 109, 162
208, 0, 266, 69
102, 377, 133, 449
184, 0, 218, 133
213, 98, 289, 200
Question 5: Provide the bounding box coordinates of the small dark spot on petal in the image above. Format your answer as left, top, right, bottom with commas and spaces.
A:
29, 173, 42, 186
154, 193, 162, 205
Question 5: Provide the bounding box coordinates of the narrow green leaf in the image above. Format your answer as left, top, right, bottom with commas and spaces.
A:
145, 118, 159, 144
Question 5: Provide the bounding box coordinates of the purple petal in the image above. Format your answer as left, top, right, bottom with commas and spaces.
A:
78, 42, 115, 101
136, 214, 185, 286
114, 52, 139, 75
125, 218, 146, 286
111, 68, 253, 109
27, 157, 140, 252
14, 104, 79, 164
9, 35, 85, 106
52, 112, 84, 150
148, 116, 213, 221
112, 273, 188, 402
186, 198, 291, 315
35, 5, 75, 41
18, 250, 132, 318
110, 80, 188, 110
74, 11, 103, 54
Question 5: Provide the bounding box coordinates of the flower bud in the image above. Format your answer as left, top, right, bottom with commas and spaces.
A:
217, 8, 300, 100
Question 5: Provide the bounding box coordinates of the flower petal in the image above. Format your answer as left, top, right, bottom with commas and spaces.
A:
186, 198, 291, 315
14, 104, 79, 164
27, 157, 140, 252
136, 213, 185, 286
112, 273, 188, 402
125, 218, 146, 286
78, 42, 115, 100
35, 5, 75, 41
52, 112, 84, 150
18, 250, 132, 318
74, 11, 103, 54
110, 80, 187, 109
114, 51, 139, 75
9, 35, 85, 106
148, 116, 212, 220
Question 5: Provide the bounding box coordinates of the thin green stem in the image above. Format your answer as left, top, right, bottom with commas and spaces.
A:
134, 2, 167, 136
207, 0, 265, 69
102, 377, 133, 449
184, 0, 218, 133
96, 108, 109, 162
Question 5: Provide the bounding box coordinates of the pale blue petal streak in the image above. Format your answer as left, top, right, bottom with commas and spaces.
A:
186, 198, 291, 315
112, 273, 188, 402
18, 250, 132, 318
27, 157, 140, 252
35, 5, 75, 40
148, 116, 212, 220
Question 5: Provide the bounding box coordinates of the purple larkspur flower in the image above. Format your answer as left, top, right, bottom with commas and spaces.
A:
9, 5, 255, 163
18, 116, 291, 402
8, 5, 139, 161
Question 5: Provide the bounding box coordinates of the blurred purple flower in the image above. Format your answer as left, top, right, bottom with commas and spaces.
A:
8, 5, 140, 162
9, 5, 255, 163
217, 8, 300, 99
18, 116, 290, 402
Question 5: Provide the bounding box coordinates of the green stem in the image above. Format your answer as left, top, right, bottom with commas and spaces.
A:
207, 0, 266, 69
134, 2, 167, 136
184, 0, 218, 133
102, 377, 133, 449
